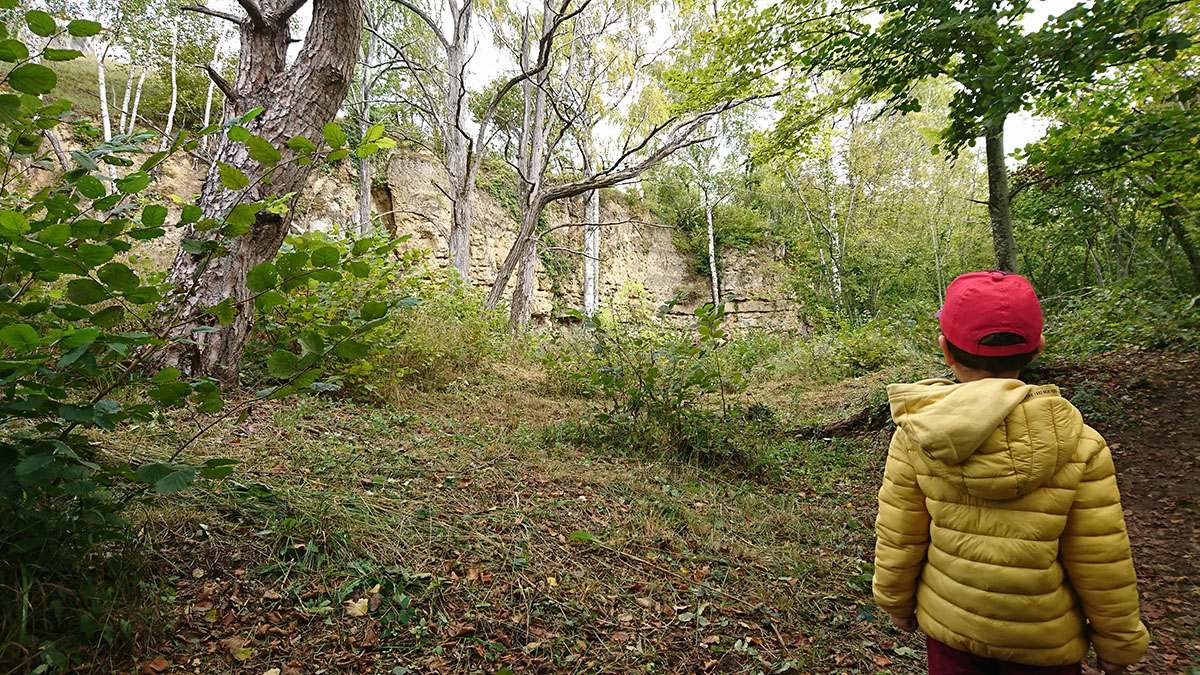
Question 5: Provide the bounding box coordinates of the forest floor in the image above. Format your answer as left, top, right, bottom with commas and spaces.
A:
94, 347, 1198, 675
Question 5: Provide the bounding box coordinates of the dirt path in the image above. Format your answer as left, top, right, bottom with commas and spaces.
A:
1042, 349, 1200, 673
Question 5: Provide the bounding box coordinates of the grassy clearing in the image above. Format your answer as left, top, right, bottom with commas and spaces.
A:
53, 307, 1200, 674
85, 358, 927, 674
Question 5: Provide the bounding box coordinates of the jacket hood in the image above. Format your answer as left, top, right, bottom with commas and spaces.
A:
887, 378, 1083, 500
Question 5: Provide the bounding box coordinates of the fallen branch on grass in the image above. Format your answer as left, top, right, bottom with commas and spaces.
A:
784, 401, 891, 439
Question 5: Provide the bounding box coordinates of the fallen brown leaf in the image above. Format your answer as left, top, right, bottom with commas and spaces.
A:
140, 656, 170, 674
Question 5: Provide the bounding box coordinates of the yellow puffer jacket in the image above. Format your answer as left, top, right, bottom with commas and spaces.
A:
874, 378, 1148, 666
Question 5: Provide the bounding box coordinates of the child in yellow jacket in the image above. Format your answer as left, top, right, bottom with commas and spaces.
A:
874, 271, 1148, 674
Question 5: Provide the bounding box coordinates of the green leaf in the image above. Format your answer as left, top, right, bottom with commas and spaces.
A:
297, 330, 324, 356
37, 222, 71, 246
151, 366, 181, 383
310, 246, 340, 267
0, 93, 21, 123
149, 381, 191, 405
349, 261, 370, 278
238, 107, 265, 123
140, 150, 168, 172
97, 262, 139, 291
255, 290, 286, 311
355, 143, 379, 158
0, 210, 29, 239
142, 204, 168, 227
180, 205, 203, 223
89, 305, 124, 328
323, 122, 346, 149
227, 125, 250, 142
24, 10, 57, 37
326, 149, 350, 162
208, 298, 238, 325
43, 48, 83, 61
0, 323, 38, 351
16, 453, 54, 477
286, 135, 317, 153
76, 174, 105, 199
0, 39, 29, 62
66, 278, 108, 305
247, 135, 281, 167
246, 261, 277, 293
135, 462, 172, 484
154, 469, 195, 493
308, 268, 342, 283
267, 350, 299, 378
67, 19, 102, 37
115, 172, 150, 194
225, 203, 258, 231
8, 63, 56, 95
76, 243, 115, 267
364, 124, 384, 142
218, 162, 250, 190
361, 301, 388, 321
332, 340, 370, 360
568, 530, 597, 543
60, 327, 99, 348
71, 150, 98, 171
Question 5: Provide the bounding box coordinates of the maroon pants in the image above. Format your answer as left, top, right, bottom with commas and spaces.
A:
927, 637, 1082, 675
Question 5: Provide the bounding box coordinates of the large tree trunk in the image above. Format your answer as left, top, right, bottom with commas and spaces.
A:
985, 126, 1018, 273
159, 0, 364, 381
504, 7, 549, 331
509, 236, 539, 332
444, 2, 474, 281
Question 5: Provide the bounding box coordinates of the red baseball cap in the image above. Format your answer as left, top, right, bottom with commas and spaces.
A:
938, 271, 1043, 356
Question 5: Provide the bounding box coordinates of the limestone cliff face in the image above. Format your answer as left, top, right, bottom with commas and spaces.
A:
137, 148, 800, 327
353, 150, 801, 328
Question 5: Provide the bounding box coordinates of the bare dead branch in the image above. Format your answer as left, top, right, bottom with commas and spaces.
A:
277, 0, 309, 21
393, 0, 450, 47
181, 4, 241, 23
199, 64, 238, 102
234, 0, 267, 28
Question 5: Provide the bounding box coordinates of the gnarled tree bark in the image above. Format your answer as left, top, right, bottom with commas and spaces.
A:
160, 0, 364, 381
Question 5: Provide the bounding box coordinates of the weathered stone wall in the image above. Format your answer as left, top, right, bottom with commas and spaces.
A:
122, 146, 801, 328
369, 150, 803, 328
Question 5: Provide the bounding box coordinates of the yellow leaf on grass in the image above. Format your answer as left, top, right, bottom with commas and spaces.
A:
345, 597, 369, 617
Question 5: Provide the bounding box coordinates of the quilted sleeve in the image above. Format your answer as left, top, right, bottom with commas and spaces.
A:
873, 428, 931, 617
1060, 443, 1149, 665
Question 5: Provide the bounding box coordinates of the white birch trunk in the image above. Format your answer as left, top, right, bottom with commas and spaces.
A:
127, 66, 147, 135
200, 54, 217, 152
357, 2, 378, 236
117, 65, 135, 137
160, 26, 179, 151
583, 185, 600, 316
705, 193, 719, 306
96, 49, 116, 179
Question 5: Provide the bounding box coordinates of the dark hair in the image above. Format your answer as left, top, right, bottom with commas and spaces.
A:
945, 333, 1040, 374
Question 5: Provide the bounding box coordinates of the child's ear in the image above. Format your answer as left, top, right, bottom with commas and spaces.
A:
938, 334, 955, 367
